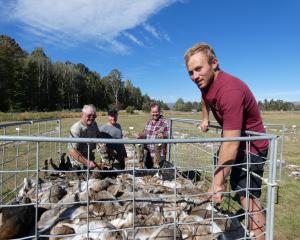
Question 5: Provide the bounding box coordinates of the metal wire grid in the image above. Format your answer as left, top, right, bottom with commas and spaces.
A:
0, 118, 278, 240
0, 119, 61, 204
169, 118, 285, 182
168, 118, 279, 240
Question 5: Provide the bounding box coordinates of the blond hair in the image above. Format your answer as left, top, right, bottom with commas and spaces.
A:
184, 42, 217, 66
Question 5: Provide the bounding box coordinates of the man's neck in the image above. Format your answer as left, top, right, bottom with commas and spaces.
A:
214, 69, 220, 81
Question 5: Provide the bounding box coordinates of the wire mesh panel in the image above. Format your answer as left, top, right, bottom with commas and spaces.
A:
263, 123, 286, 181
0, 118, 278, 240
0, 119, 61, 204
168, 118, 279, 240
169, 118, 285, 182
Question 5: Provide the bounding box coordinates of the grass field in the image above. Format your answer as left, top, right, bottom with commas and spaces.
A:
1, 110, 299, 240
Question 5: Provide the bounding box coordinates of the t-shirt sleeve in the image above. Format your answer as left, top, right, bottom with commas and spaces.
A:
118, 124, 123, 138
99, 124, 105, 133
220, 90, 244, 130
69, 124, 81, 150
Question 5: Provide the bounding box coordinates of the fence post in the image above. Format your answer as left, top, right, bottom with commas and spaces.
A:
35, 142, 40, 239
58, 119, 61, 154
266, 137, 278, 240
278, 124, 285, 181
0, 127, 6, 204
167, 118, 173, 163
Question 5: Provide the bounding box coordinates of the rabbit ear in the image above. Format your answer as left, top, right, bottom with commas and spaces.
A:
18, 178, 31, 201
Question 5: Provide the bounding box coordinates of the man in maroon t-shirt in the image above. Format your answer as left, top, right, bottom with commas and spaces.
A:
184, 43, 268, 240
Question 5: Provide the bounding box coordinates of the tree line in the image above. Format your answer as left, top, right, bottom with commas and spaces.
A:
0, 35, 169, 112
173, 98, 201, 112
258, 99, 296, 111
172, 98, 296, 112
1, 35, 297, 113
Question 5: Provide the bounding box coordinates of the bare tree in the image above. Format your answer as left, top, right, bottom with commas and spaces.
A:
108, 69, 123, 108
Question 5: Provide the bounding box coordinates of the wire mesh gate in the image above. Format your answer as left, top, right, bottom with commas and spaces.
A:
0, 118, 278, 240
0, 119, 61, 204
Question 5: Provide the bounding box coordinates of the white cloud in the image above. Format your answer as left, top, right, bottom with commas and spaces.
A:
143, 23, 171, 42
143, 23, 160, 39
162, 31, 171, 42
5, 0, 176, 53
22, 25, 78, 48
123, 32, 144, 47
96, 39, 130, 55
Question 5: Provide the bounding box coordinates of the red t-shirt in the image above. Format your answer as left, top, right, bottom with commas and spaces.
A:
201, 71, 268, 153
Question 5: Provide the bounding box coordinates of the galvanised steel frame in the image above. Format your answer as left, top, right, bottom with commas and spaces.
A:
0, 118, 278, 240
0, 119, 61, 203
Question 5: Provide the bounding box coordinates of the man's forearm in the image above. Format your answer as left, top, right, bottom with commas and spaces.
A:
69, 149, 89, 166
201, 98, 210, 121
214, 141, 239, 186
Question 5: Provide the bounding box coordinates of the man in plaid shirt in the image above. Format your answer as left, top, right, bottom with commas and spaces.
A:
139, 103, 169, 168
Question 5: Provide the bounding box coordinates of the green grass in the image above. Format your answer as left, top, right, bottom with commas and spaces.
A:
274, 170, 300, 240
1, 110, 299, 239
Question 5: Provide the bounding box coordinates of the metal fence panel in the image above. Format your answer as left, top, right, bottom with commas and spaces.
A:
0, 118, 279, 240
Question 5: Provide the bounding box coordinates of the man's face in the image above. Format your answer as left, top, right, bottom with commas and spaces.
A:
81, 108, 96, 127
151, 106, 160, 121
186, 52, 218, 89
108, 114, 118, 125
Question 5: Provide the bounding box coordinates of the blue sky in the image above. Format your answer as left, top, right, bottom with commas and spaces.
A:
1, 0, 300, 102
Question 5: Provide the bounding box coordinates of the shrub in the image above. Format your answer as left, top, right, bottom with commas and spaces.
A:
126, 106, 135, 114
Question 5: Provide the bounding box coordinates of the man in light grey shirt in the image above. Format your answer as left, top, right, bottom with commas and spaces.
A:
68, 104, 100, 169
99, 109, 127, 169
